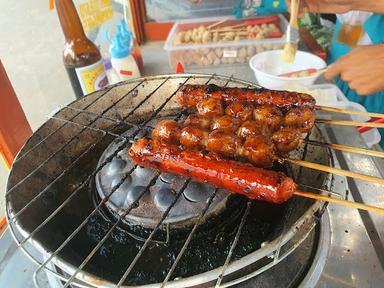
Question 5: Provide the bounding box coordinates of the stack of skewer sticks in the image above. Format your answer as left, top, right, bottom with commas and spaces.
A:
289, 105, 384, 214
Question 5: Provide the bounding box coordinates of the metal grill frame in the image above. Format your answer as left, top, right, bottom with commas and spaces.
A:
4, 74, 335, 288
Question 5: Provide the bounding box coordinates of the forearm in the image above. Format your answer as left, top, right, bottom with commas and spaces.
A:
354, 0, 384, 14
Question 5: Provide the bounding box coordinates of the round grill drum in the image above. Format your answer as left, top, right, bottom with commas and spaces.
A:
5, 74, 333, 287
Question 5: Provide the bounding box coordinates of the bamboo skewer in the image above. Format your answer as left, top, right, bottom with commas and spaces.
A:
316, 105, 384, 119
206, 18, 230, 30
286, 158, 384, 185
316, 119, 384, 128
294, 191, 384, 214
304, 139, 384, 158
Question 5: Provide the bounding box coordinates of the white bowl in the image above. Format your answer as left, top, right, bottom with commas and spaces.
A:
249, 50, 327, 90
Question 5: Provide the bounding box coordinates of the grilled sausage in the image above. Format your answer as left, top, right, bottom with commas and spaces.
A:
177, 84, 316, 110
129, 138, 296, 204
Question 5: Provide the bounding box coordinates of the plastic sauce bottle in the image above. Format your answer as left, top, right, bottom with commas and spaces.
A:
110, 31, 140, 81
120, 19, 144, 73
55, 0, 109, 98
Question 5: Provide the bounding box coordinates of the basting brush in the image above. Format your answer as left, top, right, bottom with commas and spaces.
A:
282, 0, 300, 63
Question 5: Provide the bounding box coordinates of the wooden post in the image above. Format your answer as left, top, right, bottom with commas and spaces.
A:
0, 60, 32, 169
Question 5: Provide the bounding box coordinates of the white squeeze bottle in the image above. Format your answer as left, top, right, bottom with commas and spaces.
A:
109, 28, 140, 81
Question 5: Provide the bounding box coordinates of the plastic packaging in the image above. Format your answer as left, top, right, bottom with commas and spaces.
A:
109, 28, 140, 81
164, 15, 288, 69
336, 11, 372, 48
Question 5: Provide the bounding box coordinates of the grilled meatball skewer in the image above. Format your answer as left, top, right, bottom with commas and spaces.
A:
153, 120, 287, 167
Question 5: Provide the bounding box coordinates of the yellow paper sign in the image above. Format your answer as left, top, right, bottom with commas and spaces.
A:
78, 0, 113, 33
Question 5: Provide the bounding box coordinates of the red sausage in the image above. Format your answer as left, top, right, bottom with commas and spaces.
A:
177, 84, 316, 110
129, 138, 296, 204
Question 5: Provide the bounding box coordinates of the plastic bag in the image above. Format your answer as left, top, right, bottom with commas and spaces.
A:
336, 11, 372, 48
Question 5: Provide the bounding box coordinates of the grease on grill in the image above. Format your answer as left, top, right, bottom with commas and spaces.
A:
61, 199, 284, 285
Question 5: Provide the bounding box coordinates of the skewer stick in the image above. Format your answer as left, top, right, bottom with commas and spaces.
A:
286, 158, 384, 185
207, 18, 230, 30
316, 105, 384, 119
294, 191, 384, 214
316, 119, 384, 128
304, 139, 384, 158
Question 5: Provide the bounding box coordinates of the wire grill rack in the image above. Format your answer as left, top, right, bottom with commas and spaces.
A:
5, 74, 334, 288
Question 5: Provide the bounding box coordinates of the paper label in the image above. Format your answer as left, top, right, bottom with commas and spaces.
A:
78, 0, 114, 33
75, 60, 108, 95
223, 50, 237, 58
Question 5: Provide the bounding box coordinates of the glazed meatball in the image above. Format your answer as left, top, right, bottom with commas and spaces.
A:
211, 115, 242, 132
272, 128, 302, 154
207, 130, 242, 158
180, 126, 209, 150
284, 107, 315, 133
253, 105, 283, 131
152, 120, 180, 144
225, 102, 253, 121
184, 114, 211, 130
240, 135, 275, 168
196, 98, 224, 117
237, 120, 267, 139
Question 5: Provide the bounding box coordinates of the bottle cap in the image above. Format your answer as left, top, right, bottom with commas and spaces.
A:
109, 28, 130, 59
119, 20, 134, 51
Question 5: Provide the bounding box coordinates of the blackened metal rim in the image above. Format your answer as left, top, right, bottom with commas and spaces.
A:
5, 74, 328, 288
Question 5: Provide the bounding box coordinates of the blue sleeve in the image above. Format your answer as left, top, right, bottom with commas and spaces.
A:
364, 14, 384, 44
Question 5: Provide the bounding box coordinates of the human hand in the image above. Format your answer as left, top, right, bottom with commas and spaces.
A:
286, 0, 384, 14
325, 45, 384, 96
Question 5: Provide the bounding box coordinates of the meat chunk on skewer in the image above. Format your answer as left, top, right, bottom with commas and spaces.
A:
237, 120, 268, 139
196, 97, 224, 117
211, 115, 242, 132
184, 114, 211, 130
225, 102, 254, 121
151, 120, 180, 145
207, 130, 242, 158
272, 128, 302, 153
284, 107, 315, 133
180, 126, 209, 150
241, 135, 275, 168
253, 105, 283, 131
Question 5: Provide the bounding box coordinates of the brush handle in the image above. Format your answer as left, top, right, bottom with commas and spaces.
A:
290, 0, 300, 29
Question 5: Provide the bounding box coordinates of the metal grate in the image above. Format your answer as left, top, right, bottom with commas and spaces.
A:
5, 74, 335, 288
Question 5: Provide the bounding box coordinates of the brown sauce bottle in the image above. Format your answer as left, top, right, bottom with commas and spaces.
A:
55, 0, 108, 98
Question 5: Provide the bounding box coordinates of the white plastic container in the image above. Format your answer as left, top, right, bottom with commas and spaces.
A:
164, 15, 288, 69
249, 50, 326, 90
109, 30, 140, 81
111, 56, 140, 81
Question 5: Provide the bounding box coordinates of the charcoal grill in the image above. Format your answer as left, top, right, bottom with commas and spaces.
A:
5, 74, 334, 287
